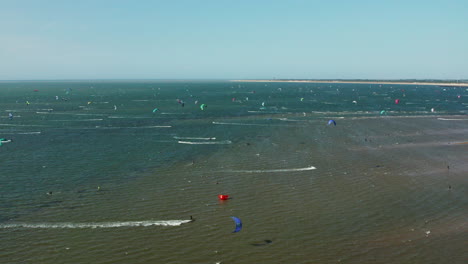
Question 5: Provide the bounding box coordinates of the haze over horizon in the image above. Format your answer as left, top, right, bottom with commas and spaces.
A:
1, 0, 467, 80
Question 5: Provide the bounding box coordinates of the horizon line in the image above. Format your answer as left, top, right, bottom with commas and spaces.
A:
0, 78, 467, 82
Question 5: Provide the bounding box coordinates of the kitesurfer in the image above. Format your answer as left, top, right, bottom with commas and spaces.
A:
0, 138, 12, 146
251, 240, 273, 246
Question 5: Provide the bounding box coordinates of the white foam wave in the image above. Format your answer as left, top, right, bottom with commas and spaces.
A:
348, 115, 450, 120
246, 111, 279, 114
108, 116, 153, 119
51, 119, 103, 121
74, 114, 107, 116
0, 220, 191, 229
174, 136, 216, 140
277, 118, 305, 122
212, 121, 298, 127
178, 140, 231, 145
0, 124, 45, 127
141, 126, 172, 128
437, 118, 468, 121
79, 126, 171, 130
223, 166, 316, 173
16, 132, 41, 135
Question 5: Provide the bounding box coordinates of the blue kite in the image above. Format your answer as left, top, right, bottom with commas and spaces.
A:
231, 216, 242, 233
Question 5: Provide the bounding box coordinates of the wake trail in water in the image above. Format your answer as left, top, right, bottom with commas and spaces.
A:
15, 132, 41, 135
50, 119, 104, 121
79, 126, 172, 129
223, 166, 316, 173
174, 136, 216, 140
178, 140, 231, 145
108, 116, 154, 119
212, 121, 302, 127
437, 118, 468, 121
0, 220, 191, 229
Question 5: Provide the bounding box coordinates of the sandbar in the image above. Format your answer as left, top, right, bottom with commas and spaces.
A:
231, 79, 468, 87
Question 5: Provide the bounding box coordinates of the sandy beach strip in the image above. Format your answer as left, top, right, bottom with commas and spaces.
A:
231, 79, 468, 87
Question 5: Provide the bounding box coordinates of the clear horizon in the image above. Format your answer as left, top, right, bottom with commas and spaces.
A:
1, 0, 467, 80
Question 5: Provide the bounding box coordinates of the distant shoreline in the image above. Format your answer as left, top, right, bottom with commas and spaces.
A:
231, 79, 468, 87
0, 79, 466, 87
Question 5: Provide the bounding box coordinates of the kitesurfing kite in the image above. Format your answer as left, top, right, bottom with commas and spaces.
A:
152, 108, 159, 113
231, 216, 242, 233
327, 120, 336, 126
200, 104, 207, 110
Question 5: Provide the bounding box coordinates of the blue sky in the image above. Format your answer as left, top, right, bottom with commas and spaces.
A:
1, 0, 467, 80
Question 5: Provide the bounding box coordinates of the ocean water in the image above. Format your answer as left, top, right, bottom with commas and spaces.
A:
0, 81, 466, 264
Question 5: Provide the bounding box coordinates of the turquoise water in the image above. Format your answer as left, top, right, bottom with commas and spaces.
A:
0, 81, 467, 263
